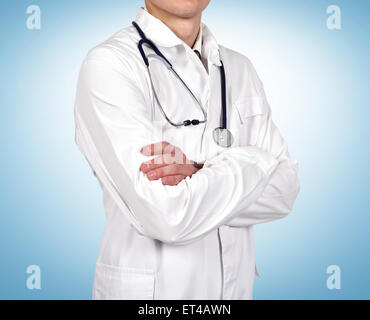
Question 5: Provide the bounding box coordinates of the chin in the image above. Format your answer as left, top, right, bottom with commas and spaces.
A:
150, 0, 210, 18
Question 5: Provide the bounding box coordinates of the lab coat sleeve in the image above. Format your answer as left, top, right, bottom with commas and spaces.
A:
74, 50, 281, 245
225, 82, 300, 227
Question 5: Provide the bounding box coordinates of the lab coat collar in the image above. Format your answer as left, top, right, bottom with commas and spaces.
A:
192, 25, 202, 52
135, 7, 182, 47
201, 24, 222, 67
134, 7, 222, 67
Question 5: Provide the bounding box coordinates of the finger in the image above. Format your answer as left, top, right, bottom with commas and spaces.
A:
140, 154, 191, 172
146, 164, 197, 180
140, 155, 174, 173
140, 141, 174, 156
161, 175, 186, 186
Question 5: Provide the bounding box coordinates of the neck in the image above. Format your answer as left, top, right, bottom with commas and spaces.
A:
145, 3, 201, 48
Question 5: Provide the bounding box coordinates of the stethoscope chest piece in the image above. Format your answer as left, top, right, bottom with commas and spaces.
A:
213, 127, 234, 148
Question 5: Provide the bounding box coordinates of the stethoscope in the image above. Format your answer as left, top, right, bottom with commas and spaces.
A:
132, 21, 234, 148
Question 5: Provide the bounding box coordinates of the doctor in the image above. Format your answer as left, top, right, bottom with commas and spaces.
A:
74, 0, 300, 300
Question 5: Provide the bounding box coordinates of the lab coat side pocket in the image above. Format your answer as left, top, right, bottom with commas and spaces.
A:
93, 263, 155, 300
233, 97, 268, 147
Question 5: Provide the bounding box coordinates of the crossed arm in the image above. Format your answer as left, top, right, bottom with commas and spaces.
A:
74, 53, 300, 245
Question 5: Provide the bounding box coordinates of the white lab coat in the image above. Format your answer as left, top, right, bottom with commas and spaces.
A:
74, 7, 300, 300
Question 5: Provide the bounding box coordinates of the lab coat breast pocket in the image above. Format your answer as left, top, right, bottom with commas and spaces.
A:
233, 97, 268, 147
93, 263, 155, 300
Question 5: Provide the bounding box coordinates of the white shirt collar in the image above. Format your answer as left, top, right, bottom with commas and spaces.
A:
135, 7, 221, 66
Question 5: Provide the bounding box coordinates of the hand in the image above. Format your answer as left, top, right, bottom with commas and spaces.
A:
140, 141, 203, 186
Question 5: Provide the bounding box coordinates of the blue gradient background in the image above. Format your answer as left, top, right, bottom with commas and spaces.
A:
0, 0, 369, 300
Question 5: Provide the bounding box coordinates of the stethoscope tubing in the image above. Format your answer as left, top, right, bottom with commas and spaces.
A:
132, 21, 228, 132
